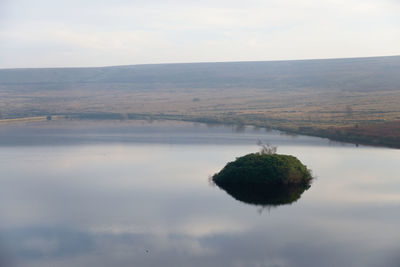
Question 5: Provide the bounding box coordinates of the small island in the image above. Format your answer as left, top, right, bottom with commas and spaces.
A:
212, 145, 312, 206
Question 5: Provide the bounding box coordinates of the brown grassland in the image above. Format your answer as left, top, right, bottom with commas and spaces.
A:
1, 56, 399, 148
1, 86, 400, 147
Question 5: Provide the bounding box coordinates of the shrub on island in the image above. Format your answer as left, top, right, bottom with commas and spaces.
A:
213, 153, 312, 186
212, 150, 312, 206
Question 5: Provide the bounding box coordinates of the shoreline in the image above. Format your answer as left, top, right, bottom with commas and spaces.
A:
0, 114, 399, 149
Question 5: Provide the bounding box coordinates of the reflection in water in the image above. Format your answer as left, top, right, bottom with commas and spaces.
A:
214, 182, 311, 207
1, 227, 93, 261
1, 121, 400, 267
233, 124, 246, 133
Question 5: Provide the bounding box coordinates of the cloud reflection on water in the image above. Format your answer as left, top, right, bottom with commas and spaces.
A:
0, 121, 400, 266
2, 220, 400, 267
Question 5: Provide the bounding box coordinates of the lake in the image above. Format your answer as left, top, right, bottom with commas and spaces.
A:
0, 120, 399, 267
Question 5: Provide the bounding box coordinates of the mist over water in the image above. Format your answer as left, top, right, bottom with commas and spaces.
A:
0, 120, 399, 267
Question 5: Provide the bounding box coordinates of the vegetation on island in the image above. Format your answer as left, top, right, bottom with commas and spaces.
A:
212, 144, 312, 206
213, 144, 312, 187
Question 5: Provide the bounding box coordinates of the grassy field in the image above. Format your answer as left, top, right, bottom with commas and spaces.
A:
1, 56, 399, 148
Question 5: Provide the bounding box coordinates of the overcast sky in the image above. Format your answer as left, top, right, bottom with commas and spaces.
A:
0, 0, 399, 68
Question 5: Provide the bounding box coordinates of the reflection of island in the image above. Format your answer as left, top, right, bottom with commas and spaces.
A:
215, 182, 310, 206
213, 152, 312, 207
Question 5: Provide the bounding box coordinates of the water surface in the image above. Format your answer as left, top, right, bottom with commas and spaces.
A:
0, 120, 399, 267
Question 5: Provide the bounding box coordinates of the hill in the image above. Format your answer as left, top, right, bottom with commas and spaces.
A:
0, 55, 400, 147
1, 56, 400, 91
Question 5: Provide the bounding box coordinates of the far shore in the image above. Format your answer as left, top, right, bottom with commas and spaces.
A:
1, 113, 399, 149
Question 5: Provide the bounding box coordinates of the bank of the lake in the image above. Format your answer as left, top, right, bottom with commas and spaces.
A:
2, 113, 399, 149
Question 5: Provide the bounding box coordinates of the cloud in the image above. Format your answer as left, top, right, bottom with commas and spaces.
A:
0, 0, 399, 68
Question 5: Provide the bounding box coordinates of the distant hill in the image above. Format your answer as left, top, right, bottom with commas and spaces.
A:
1, 55, 400, 148
1, 55, 400, 92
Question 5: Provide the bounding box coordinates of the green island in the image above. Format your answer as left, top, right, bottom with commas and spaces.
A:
212, 150, 312, 206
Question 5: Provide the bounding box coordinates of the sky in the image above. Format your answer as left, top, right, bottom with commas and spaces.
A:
0, 0, 399, 68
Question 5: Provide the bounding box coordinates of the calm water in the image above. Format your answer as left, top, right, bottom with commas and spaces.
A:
0, 120, 399, 267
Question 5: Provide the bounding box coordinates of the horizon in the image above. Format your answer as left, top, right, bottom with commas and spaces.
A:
0, 54, 399, 71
